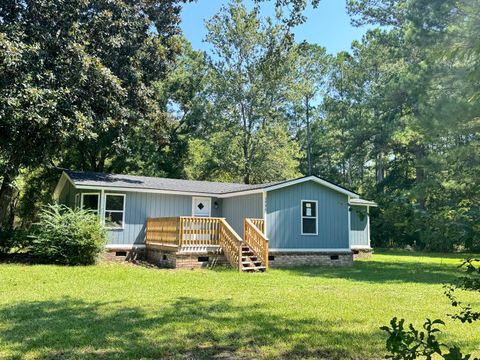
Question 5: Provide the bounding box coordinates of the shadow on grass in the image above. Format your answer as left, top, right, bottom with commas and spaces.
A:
283, 260, 461, 285
0, 297, 375, 359
373, 249, 479, 259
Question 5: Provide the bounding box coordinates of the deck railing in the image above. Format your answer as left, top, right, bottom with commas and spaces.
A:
244, 218, 269, 269
180, 217, 222, 246
146, 217, 180, 247
146, 216, 223, 247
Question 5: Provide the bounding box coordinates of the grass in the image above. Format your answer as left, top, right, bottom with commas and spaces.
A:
0, 251, 479, 359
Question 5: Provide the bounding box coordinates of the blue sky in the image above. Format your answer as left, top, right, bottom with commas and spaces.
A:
180, 0, 373, 55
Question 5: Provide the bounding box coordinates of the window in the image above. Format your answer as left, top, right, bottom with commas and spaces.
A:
104, 194, 125, 229
81, 193, 100, 214
301, 200, 317, 235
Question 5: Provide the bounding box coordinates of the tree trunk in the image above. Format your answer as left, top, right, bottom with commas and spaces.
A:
242, 127, 251, 184
0, 171, 18, 231
240, 102, 251, 184
305, 96, 312, 176
243, 144, 251, 184
376, 152, 385, 185
415, 146, 426, 210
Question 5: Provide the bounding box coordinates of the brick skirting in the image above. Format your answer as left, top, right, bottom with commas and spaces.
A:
268, 251, 353, 268
103, 246, 145, 262
352, 248, 373, 259
104, 245, 356, 269
146, 246, 229, 269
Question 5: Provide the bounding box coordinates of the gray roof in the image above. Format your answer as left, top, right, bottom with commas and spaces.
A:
65, 170, 279, 195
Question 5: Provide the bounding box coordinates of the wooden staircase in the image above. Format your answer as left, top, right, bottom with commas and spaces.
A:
218, 217, 269, 272
241, 245, 267, 272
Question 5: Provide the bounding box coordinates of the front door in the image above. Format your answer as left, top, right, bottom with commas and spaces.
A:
192, 197, 211, 217
191, 197, 212, 243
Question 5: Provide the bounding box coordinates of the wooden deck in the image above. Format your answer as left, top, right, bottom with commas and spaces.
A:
145, 216, 268, 271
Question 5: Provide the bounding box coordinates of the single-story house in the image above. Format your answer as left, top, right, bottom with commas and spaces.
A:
54, 170, 377, 271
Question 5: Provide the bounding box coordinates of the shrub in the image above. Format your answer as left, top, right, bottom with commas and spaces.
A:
32, 204, 107, 265
0, 229, 32, 254
381, 259, 480, 360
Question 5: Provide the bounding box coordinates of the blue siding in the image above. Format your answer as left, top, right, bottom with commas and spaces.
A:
211, 198, 222, 217
222, 193, 263, 237
266, 181, 349, 250
107, 191, 193, 245
57, 179, 361, 249
71, 191, 223, 245
350, 205, 369, 248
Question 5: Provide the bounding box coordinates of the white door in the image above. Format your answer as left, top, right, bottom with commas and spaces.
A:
191, 197, 212, 243
192, 197, 211, 217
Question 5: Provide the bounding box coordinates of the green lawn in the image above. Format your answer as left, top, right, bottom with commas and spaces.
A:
0, 251, 479, 359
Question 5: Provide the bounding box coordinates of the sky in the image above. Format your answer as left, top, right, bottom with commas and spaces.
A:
180, 0, 373, 55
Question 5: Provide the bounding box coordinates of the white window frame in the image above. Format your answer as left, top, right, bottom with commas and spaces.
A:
301, 200, 318, 236
103, 193, 126, 230
80, 193, 100, 214
74, 194, 80, 209
191, 196, 212, 217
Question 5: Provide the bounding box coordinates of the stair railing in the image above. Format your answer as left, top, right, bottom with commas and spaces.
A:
249, 218, 265, 234
244, 218, 269, 270
219, 218, 244, 271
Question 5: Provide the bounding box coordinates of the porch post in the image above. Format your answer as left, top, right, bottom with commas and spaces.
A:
262, 191, 267, 235
347, 197, 351, 249
100, 189, 105, 225
367, 205, 371, 248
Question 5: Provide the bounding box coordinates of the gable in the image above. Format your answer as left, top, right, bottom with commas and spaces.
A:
266, 180, 350, 250
264, 176, 359, 198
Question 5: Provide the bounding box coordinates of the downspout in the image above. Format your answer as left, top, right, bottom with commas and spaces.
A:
347, 197, 351, 250
100, 189, 105, 225
262, 191, 267, 236
367, 205, 371, 249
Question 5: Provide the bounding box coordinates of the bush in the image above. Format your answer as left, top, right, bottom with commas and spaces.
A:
32, 204, 107, 265
0, 229, 32, 254
381, 259, 480, 360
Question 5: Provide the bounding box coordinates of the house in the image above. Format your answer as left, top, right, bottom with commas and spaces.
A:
53, 170, 377, 271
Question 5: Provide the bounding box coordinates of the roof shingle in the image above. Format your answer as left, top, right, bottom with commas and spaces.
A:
66, 170, 279, 195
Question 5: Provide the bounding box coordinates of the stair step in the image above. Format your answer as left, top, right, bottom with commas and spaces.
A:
242, 256, 258, 260
241, 266, 267, 272
241, 261, 262, 265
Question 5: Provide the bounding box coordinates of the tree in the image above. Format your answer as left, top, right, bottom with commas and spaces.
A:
288, 43, 331, 175
0, 0, 188, 230
196, 0, 301, 184
316, 0, 480, 251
